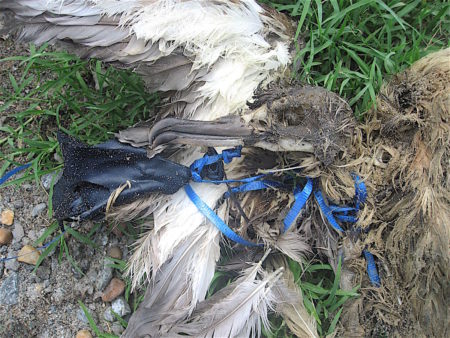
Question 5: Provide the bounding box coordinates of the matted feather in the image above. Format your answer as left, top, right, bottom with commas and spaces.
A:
268, 256, 318, 338
166, 252, 283, 338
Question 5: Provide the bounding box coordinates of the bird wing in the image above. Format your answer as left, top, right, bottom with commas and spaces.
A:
1, 0, 293, 119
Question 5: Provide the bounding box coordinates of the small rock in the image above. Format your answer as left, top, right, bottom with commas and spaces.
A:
76, 308, 90, 324
5, 257, 19, 271
51, 287, 65, 304
103, 306, 115, 322
111, 322, 125, 336
21, 236, 31, 245
26, 283, 44, 301
0, 261, 4, 278
103, 299, 131, 323
13, 200, 24, 209
100, 234, 108, 246
12, 223, 24, 242
0, 228, 13, 245
22, 183, 32, 191
0, 272, 19, 305
101, 277, 125, 302
111, 297, 131, 317
72, 259, 90, 279
107, 245, 123, 260
1, 209, 14, 225
17, 245, 40, 265
40, 173, 54, 191
36, 266, 51, 280
54, 152, 63, 163
95, 260, 113, 291
10, 241, 21, 250
27, 229, 39, 242
31, 203, 47, 217
76, 330, 93, 338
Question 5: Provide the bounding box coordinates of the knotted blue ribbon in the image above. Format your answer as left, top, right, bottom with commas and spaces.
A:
188, 147, 381, 286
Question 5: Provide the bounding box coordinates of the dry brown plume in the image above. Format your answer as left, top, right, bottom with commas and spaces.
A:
328, 48, 449, 337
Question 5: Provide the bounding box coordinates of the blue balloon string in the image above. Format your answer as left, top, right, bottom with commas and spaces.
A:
0, 230, 65, 263
0, 163, 32, 186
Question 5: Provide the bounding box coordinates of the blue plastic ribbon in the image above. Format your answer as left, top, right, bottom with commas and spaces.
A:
363, 249, 381, 287
352, 174, 367, 211
187, 147, 381, 287
184, 184, 262, 247
0, 163, 32, 186
314, 189, 345, 232
223, 180, 281, 198
283, 178, 313, 232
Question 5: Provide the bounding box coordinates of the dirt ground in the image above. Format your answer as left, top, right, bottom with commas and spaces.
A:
0, 38, 130, 338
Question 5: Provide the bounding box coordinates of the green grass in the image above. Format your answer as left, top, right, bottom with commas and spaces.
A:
32, 221, 101, 275
0, 43, 157, 185
260, 258, 358, 338
0, 1, 448, 337
263, 0, 449, 116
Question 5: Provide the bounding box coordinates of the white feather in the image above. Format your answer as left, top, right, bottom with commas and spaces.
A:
123, 224, 221, 337
167, 255, 283, 338
89, 0, 290, 119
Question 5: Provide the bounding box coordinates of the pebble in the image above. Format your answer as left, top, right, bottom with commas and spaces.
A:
54, 152, 63, 163
95, 260, 113, 291
12, 223, 24, 242
104, 298, 131, 322
100, 234, 109, 246
101, 277, 125, 302
1, 209, 14, 225
0, 261, 3, 278
40, 173, 54, 191
111, 297, 131, 317
13, 200, 24, 209
51, 287, 65, 304
103, 306, 115, 322
76, 307, 90, 324
31, 203, 47, 217
17, 245, 40, 265
0, 272, 19, 305
5, 257, 19, 271
76, 330, 93, 338
36, 266, 51, 280
0, 228, 13, 245
107, 245, 123, 260
72, 259, 90, 279
22, 183, 32, 191
26, 283, 44, 301
111, 322, 125, 336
